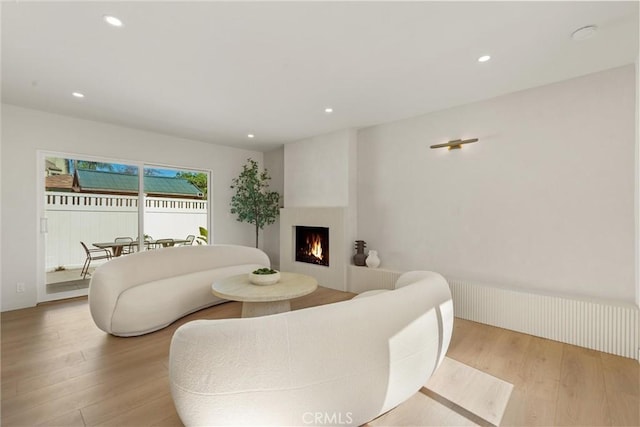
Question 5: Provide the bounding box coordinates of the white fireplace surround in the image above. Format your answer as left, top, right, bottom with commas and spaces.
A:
280, 207, 348, 291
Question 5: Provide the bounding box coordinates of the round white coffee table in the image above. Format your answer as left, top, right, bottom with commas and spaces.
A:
212, 272, 318, 318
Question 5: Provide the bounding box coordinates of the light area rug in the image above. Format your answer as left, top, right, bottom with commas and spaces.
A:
369, 357, 513, 426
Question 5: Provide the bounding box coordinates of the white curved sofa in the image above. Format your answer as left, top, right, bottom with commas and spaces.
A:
169, 271, 453, 426
89, 244, 270, 337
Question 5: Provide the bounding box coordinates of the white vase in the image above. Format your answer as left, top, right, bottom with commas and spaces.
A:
366, 250, 380, 268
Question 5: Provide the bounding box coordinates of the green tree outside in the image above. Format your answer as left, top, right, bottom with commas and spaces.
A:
176, 172, 208, 198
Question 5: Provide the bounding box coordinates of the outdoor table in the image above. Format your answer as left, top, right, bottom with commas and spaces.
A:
93, 239, 189, 257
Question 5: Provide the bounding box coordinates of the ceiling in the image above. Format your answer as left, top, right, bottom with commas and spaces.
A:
2, 2, 638, 152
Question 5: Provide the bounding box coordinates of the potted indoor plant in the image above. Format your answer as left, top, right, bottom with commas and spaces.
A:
230, 159, 281, 248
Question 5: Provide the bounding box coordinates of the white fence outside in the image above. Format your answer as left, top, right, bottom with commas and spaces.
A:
45, 192, 207, 270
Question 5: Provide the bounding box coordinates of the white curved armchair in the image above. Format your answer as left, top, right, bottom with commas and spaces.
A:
169, 270, 454, 426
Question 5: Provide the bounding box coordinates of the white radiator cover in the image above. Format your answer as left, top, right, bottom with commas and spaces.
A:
347, 267, 639, 360
348, 265, 403, 294
449, 279, 639, 360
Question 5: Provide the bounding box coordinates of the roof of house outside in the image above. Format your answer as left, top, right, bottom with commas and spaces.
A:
75, 169, 204, 198
45, 174, 73, 191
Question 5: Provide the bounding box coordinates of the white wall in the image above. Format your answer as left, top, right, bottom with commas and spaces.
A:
1, 105, 262, 311
636, 58, 639, 308
284, 129, 356, 208
263, 146, 284, 268
0, 103, 3, 312
358, 65, 636, 303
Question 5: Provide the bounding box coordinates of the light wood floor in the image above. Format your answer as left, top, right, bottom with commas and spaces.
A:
2, 287, 638, 426
447, 318, 638, 426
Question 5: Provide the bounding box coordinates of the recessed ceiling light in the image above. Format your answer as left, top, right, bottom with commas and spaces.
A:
571, 25, 598, 41
72, 92, 85, 98
324, 107, 333, 113
247, 134, 255, 138
103, 15, 124, 27
477, 55, 491, 63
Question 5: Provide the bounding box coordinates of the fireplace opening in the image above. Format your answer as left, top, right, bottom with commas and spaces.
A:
295, 226, 329, 267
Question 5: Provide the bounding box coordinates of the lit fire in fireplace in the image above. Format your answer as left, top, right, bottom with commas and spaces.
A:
307, 234, 324, 261
295, 226, 329, 267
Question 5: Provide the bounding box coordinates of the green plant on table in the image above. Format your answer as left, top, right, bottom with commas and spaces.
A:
252, 268, 277, 275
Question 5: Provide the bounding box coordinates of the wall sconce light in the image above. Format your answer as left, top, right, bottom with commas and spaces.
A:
430, 138, 479, 150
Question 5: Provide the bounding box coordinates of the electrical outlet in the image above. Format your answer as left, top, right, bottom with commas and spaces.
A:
16, 282, 25, 293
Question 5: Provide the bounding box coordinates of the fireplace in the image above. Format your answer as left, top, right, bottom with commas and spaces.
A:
281, 208, 346, 291
295, 226, 329, 267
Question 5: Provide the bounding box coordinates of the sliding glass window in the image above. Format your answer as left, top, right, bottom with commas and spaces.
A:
41, 154, 210, 301
142, 166, 208, 249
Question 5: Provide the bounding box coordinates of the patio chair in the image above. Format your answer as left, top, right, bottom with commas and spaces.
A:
179, 235, 195, 246
155, 238, 175, 248
80, 241, 112, 279
114, 236, 134, 255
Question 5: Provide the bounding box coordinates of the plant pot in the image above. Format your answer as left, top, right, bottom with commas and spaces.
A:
249, 271, 281, 286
